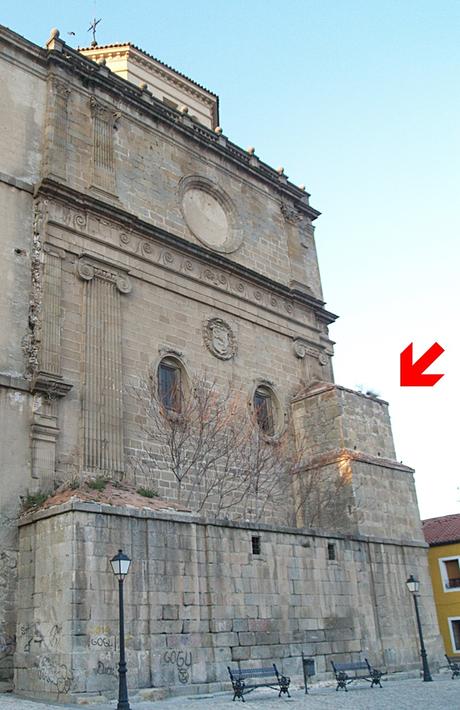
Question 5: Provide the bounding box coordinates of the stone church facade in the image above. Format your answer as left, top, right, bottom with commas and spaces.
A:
0, 24, 443, 701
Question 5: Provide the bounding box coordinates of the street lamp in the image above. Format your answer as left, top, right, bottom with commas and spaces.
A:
110, 549, 132, 710
406, 574, 433, 682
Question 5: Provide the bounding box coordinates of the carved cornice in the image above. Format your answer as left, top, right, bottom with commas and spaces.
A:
39, 178, 336, 325
43, 46, 319, 217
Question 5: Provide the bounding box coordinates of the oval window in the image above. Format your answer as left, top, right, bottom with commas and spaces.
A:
158, 357, 184, 412
253, 386, 276, 436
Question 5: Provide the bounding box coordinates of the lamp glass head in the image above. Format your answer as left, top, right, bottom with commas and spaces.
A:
110, 549, 131, 580
406, 574, 420, 594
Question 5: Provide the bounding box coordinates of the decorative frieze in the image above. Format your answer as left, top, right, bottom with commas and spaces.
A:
78, 258, 131, 475
118, 232, 299, 321
46, 201, 332, 329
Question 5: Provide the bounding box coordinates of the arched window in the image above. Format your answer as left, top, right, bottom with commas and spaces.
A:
158, 357, 183, 412
254, 386, 275, 436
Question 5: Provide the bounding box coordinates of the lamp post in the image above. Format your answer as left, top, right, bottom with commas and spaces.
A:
110, 549, 132, 710
406, 574, 433, 682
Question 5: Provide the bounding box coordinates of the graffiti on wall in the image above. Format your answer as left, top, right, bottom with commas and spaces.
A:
90, 634, 115, 649
95, 660, 116, 676
49, 624, 62, 649
20, 623, 44, 652
37, 655, 73, 694
163, 649, 192, 684
0, 634, 15, 655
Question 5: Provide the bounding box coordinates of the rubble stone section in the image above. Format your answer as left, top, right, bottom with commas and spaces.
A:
15, 504, 442, 700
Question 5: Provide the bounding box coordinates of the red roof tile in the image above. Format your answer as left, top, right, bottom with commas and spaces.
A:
422, 514, 460, 545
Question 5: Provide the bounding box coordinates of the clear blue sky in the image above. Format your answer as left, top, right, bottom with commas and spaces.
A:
3, 0, 459, 519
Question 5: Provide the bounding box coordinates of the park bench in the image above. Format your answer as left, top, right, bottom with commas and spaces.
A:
227, 664, 291, 701
330, 658, 383, 691
445, 655, 460, 679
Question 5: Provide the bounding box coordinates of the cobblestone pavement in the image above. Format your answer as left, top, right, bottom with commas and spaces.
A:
1, 676, 460, 710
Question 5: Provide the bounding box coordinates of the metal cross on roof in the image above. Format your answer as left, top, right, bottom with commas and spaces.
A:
87, 17, 101, 47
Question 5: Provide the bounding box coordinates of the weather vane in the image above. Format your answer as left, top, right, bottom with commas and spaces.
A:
87, 17, 102, 47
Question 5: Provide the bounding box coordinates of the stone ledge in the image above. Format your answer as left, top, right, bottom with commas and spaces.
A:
0, 373, 30, 392
0, 171, 34, 194
292, 381, 390, 406
301, 447, 415, 475
17, 499, 428, 549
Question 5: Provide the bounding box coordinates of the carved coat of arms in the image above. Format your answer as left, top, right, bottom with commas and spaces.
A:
203, 318, 237, 360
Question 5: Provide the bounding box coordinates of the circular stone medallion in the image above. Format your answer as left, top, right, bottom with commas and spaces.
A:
182, 188, 229, 248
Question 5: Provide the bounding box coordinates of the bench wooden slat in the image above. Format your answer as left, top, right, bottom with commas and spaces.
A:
333, 662, 368, 671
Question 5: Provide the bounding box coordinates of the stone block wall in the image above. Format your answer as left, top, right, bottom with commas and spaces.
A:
15, 503, 443, 701
292, 384, 396, 460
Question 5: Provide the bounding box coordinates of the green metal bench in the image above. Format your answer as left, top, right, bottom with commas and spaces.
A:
331, 658, 383, 691
446, 655, 460, 679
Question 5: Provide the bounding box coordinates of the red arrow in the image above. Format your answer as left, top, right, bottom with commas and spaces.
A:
400, 342, 445, 386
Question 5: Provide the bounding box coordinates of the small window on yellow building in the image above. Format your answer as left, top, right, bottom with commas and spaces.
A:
448, 618, 460, 653
439, 556, 460, 591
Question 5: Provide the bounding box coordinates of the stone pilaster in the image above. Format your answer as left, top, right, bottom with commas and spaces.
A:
89, 97, 120, 196
78, 258, 131, 475
44, 77, 70, 181
31, 399, 59, 484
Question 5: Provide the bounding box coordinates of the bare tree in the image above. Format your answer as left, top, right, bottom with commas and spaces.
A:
128, 374, 353, 526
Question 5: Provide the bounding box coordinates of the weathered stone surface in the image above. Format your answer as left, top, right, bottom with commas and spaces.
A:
0, 23, 442, 702
13, 505, 443, 699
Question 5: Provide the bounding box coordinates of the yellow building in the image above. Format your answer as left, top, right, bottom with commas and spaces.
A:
423, 514, 460, 656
